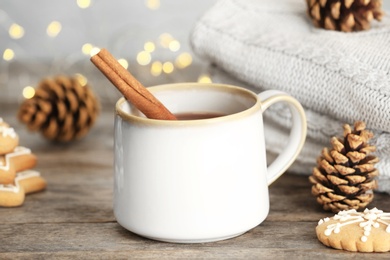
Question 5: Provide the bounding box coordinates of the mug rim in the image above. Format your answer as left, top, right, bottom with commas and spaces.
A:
115, 82, 261, 125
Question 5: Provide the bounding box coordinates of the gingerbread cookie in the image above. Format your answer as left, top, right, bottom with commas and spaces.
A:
316, 208, 390, 252
0, 118, 19, 155
0, 180, 25, 207
17, 170, 47, 194
0, 146, 37, 184
0, 170, 46, 207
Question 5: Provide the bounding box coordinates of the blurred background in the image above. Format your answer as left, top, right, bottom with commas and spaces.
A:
1, 0, 389, 107
0, 0, 217, 106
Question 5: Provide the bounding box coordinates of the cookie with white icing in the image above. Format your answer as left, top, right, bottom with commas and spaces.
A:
17, 170, 47, 194
316, 208, 390, 252
0, 180, 25, 207
0, 146, 37, 184
0, 118, 19, 155
0, 170, 46, 207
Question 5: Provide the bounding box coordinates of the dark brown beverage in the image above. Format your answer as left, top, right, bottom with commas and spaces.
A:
174, 112, 226, 120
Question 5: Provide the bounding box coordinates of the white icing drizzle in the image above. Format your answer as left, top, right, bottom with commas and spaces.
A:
318, 217, 330, 226
0, 183, 19, 193
0, 146, 31, 171
0, 126, 17, 138
0, 119, 17, 139
318, 208, 390, 243
0, 170, 41, 193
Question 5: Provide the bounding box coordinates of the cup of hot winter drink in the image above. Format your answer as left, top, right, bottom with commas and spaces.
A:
113, 82, 307, 243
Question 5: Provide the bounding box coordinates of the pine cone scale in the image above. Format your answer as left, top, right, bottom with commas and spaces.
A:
66, 91, 79, 113
331, 137, 344, 153
346, 151, 366, 163
334, 165, 355, 175
43, 79, 64, 99
345, 0, 354, 8
76, 107, 89, 128
330, 2, 341, 19
345, 175, 366, 184
327, 175, 348, 185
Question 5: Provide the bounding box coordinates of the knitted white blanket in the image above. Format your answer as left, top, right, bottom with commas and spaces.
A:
190, 0, 390, 193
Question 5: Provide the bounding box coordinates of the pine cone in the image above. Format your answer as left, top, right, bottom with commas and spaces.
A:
306, 0, 384, 32
309, 121, 379, 213
18, 75, 100, 142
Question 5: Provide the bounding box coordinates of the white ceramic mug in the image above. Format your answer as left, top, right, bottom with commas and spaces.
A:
114, 83, 306, 243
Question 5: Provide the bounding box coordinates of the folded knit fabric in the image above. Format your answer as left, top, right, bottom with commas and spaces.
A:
190, 0, 390, 192
210, 67, 390, 193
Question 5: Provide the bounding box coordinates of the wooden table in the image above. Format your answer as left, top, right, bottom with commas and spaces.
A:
1, 105, 389, 259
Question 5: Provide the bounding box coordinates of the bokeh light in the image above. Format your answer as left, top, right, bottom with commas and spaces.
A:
145, 0, 160, 10
137, 51, 151, 65
22, 86, 35, 99
3, 48, 15, 61
175, 52, 193, 69
159, 33, 174, 48
144, 41, 155, 53
198, 74, 212, 83
74, 73, 88, 86
118, 58, 129, 69
47, 21, 62, 37
151, 61, 162, 76
82, 43, 94, 55
90, 47, 100, 56
9, 23, 24, 39
77, 0, 92, 9
169, 40, 180, 52
162, 62, 174, 74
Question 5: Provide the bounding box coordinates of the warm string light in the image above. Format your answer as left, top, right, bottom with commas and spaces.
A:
2, 19, 61, 63
145, 0, 160, 10
159, 33, 174, 48
198, 74, 212, 83
89, 47, 100, 56
83, 39, 193, 77
135, 33, 193, 77
162, 62, 174, 74
118, 58, 129, 69
3, 22, 22, 62
22, 86, 35, 99
81, 44, 128, 71
9, 23, 24, 39
74, 73, 88, 86
77, 0, 92, 9
151, 61, 163, 76
82, 43, 94, 55
47, 21, 62, 37
3, 48, 15, 61
175, 52, 192, 69
137, 51, 151, 66
144, 41, 155, 52
0, 1, 207, 102
168, 40, 180, 52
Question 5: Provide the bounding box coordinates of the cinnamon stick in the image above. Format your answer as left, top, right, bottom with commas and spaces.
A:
90, 48, 176, 120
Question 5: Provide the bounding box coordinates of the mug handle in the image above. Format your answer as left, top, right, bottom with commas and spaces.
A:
258, 90, 307, 185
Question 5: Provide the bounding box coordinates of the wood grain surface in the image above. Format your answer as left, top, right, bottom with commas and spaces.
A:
0, 105, 389, 259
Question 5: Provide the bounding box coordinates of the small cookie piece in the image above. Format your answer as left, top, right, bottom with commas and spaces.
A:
0, 180, 25, 207
316, 208, 390, 252
0, 146, 37, 184
0, 170, 46, 207
17, 170, 47, 194
0, 118, 19, 155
